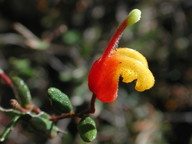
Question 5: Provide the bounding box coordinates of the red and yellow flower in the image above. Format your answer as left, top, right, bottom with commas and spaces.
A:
88, 9, 155, 103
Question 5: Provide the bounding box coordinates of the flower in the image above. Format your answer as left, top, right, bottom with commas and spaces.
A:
88, 9, 155, 103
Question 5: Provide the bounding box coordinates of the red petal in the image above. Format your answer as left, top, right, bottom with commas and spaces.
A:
88, 58, 120, 103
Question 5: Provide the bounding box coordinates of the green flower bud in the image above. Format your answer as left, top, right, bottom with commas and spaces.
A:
77, 116, 97, 142
12, 76, 32, 108
127, 9, 141, 26
48, 87, 73, 113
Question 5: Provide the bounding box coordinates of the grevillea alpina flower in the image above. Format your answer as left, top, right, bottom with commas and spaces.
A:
88, 9, 155, 103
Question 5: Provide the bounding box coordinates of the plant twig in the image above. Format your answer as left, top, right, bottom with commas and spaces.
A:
49, 112, 75, 121
49, 94, 97, 120
13, 23, 49, 50
0, 115, 20, 142
13, 23, 39, 41
89, 94, 96, 114
10, 99, 29, 113
0, 69, 13, 86
43, 25, 68, 43
31, 104, 41, 114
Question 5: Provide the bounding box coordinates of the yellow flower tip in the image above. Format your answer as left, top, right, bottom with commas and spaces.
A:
112, 48, 155, 92
135, 70, 155, 92
112, 48, 148, 67
127, 9, 141, 26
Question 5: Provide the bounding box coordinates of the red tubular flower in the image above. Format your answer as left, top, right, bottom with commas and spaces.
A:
88, 9, 155, 103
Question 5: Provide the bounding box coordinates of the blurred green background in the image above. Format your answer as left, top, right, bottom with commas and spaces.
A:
0, 0, 192, 144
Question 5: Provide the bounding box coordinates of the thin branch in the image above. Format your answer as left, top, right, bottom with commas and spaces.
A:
49, 112, 75, 121
13, 23, 39, 41
10, 99, 29, 113
0, 69, 13, 86
43, 25, 68, 43
89, 94, 96, 114
0, 115, 20, 142
49, 94, 97, 120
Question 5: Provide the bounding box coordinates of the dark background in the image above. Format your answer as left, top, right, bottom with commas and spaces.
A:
0, 0, 192, 144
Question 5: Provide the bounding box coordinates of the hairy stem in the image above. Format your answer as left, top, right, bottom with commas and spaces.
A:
102, 9, 141, 59
102, 19, 127, 59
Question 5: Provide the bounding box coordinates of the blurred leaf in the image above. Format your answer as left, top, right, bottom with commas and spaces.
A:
62, 30, 81, 45
36, 40, 49, 50
62, 133, 73, 143
80, 44, 93, 58
10, 58, 36, 77
59, 70, 73, 82
12, 76, 32, 108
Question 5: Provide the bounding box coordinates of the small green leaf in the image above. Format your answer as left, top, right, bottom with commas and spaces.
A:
77, 116, 97, 142
48, 87, 73, 113
12, 76, 32, 108
29, 114, 58, 138
30, 116, 51, 131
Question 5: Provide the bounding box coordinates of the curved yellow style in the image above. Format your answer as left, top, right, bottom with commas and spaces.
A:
111, 48, 148, 67
111, 48, 154, 92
